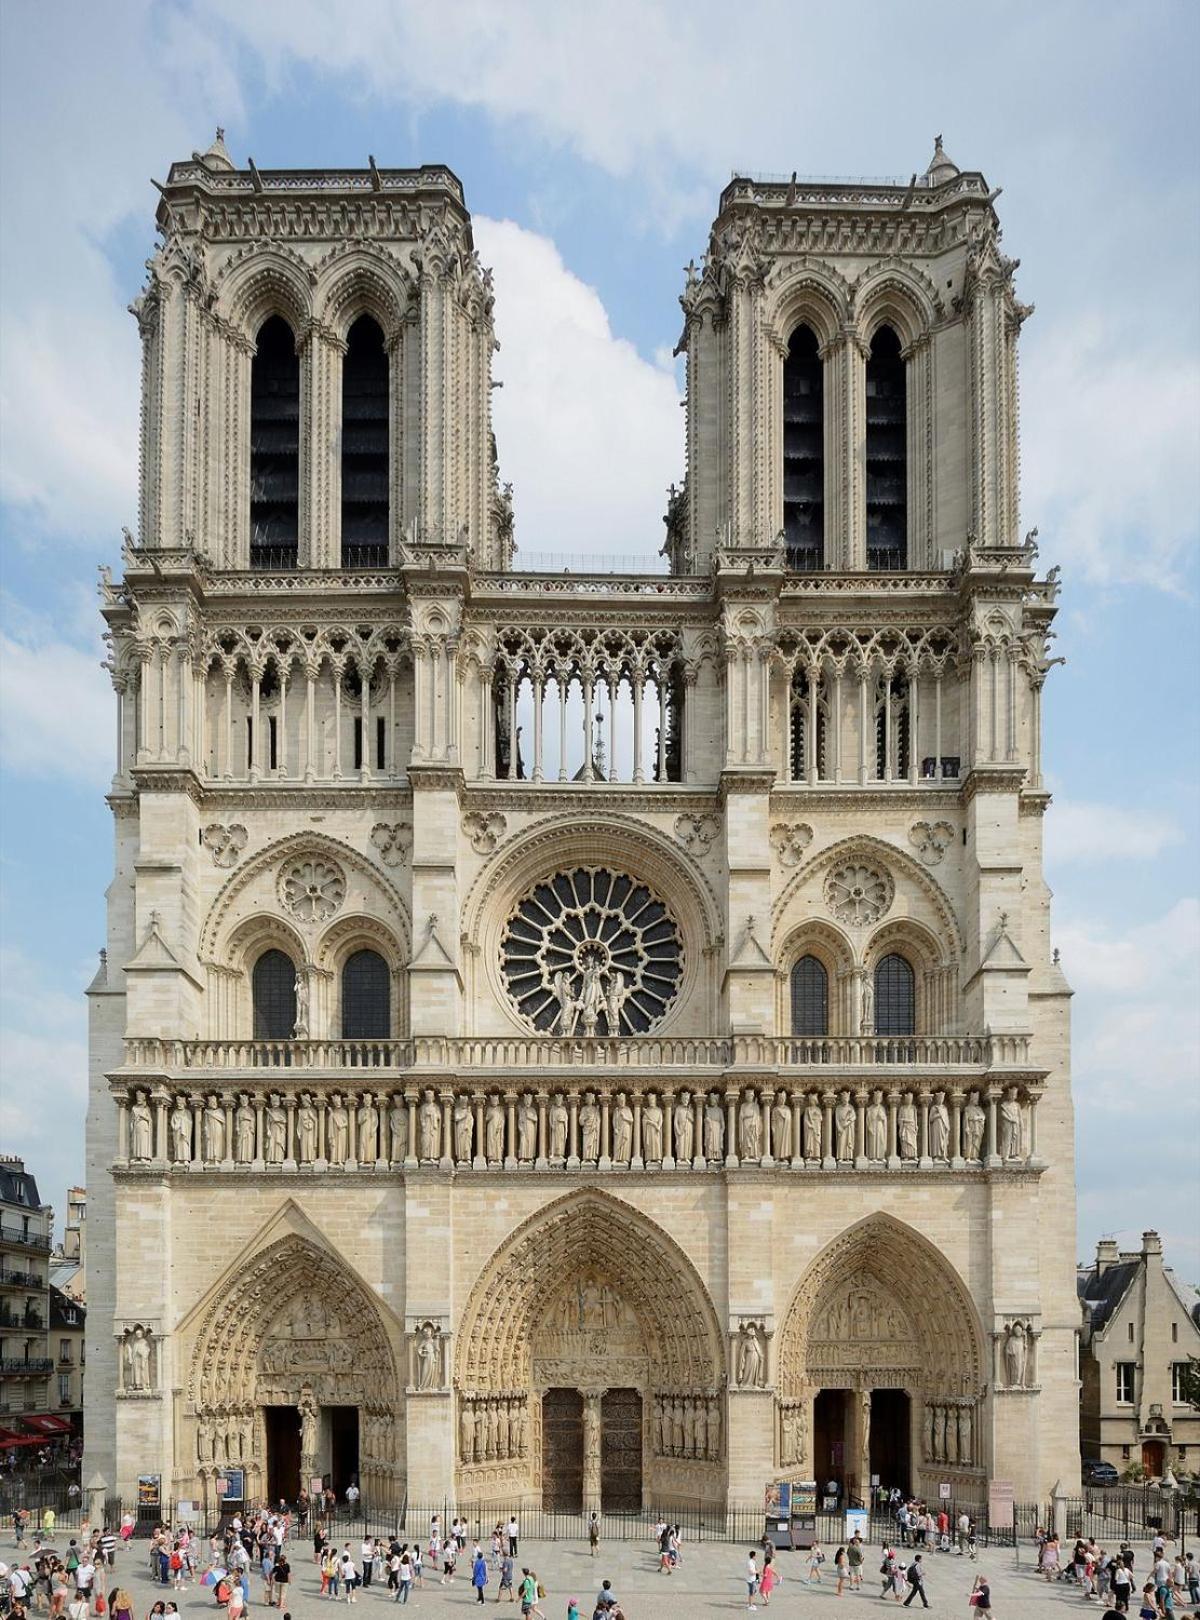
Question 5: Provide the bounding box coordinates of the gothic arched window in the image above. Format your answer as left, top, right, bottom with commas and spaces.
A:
252, 948, 297, 1039
342, 948, 391, 1039
866, 324, 906, 570
341, 315, 389, 568
874, 951, 916, 1036
250, 316, 300, 570
790, 954, 829, 1037
783, 325, 823, 570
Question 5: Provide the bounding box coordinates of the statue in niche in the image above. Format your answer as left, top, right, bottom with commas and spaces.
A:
357, 1094, 379, 1162
578, 955, 606, 1036
708, 1399, 722, 1459
516, 1093, 538, 1160
656, 1399, 669, 1455
673, 1090, 694, 1161
202, 1094, 226, 1161
460, 1400, 474, 1462
735, 1321, 766, 1388
453, 1095, 474, 1162
704, 1093, 724, 1161
865, 1091, 887, 1160
739, 1092, 762, 1160
671, 1399, 684, 1452
296, 1094, 318, 1163
415, 1322, 441, 1390
834, 1091, 855, 1160
123, 1325, 152, 1391
548, 1093, 568, 1159
924, 1404, 935, 1460
963, 1091, 986, 1161
264, 1093, 287, 1164
897, 1093, 919, 1160
803, 1095, 823, 1159
169, 1098, 192, 1163
859, 974, 874, 1035
298, 1385, 319, 1476
642, 1093, 664, 1161
130, 1091, 154, 1161
612, 1092, 633, 1164
327, 1093, 349, 1165
293, 968, 310, 1039
605, 970, 629, 1036
945, 1405, 959, 1462
418, 1089, 441, 1160
771, 1090, 792, 1160
999, 1088, 1023, 1159
474, 1404, 486, 1456
958, 1404, 973, 1462
579, 1091, 601, 1161
389, 1094, 408, 1161
695, 1399, 707, 1456
928, 1091, 950, 1159
234, 1093, 255, 1162
552, 969, 576, 1036
1004, 1320, 1029, 1387
486, 1093, 507, 1162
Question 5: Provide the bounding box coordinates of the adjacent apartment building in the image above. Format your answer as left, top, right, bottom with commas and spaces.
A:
1079, 1231, 1200, 1480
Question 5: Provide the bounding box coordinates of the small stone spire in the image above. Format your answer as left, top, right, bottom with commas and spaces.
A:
200, 127, 235, 173
925, 133, 960, 185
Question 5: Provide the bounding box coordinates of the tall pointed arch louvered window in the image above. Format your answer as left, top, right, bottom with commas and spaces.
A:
874, 952, 916, 1036
252, 948, 297, 1039
342, 948, 391, 1039
866, 325, 906, 570
783, 325, 823, 570
790, 955, 829, 1037
250, 317, 300, 570
341, 315, 389, 567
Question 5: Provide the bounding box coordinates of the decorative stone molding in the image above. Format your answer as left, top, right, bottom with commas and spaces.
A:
673, 812, 719, 855
769, 821, 814, 868
278, 855, 347, 924
201, 822, 248, 868
370, 821, 412, 868
825, 860, 894, 926
909, 820, 955, 866
462, 810, 506, 854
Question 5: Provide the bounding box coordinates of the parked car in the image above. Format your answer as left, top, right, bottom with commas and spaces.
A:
1082, 1459, 1120, 1486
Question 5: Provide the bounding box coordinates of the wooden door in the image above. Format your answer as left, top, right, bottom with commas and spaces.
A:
542, 1388, 583, 1511
600, 1388, 643, 1512
1142, 1439, 1165, 1477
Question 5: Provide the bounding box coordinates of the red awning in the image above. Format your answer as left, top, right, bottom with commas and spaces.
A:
20, 1415, 72, 1435
0, 1431, 47, 1449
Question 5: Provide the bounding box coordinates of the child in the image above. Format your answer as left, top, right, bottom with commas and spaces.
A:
566, 1600, 579, 1620
806, 1542, 824, 1583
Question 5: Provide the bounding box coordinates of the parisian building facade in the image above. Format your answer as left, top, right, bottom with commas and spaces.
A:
86, 132, 1077, 1514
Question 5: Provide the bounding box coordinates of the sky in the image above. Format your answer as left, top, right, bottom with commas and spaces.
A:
0, 1, 1197, 1276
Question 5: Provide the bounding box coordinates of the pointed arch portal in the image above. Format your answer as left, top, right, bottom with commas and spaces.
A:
455, 1189, 726, 1510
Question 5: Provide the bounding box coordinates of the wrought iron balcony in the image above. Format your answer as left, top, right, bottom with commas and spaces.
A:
0, 1226, 51, 1252
0, 1358, 54, 1375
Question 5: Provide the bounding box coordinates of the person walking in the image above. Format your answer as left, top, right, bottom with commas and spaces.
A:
497, 1553, 515, 1604
272, 1554, 290, 1611
806, 1541, 824, 1584
395, 1555, 413, 1606
969, 1574, 993, 1617
588, 1515, 599, 1559
903, 1555, 929, 1609
759, 1557, 777, 1607
744, 1549, 759, 1611
471, 1549, 488, 1605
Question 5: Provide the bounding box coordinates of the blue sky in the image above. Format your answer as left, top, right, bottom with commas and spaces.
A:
0, 1, 1197, 1274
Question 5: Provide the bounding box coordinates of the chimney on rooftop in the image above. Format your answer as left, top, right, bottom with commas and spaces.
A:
1095, 1238, 1120, 1274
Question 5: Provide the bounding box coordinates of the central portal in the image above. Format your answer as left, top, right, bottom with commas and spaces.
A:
600, 1388, 643, 1510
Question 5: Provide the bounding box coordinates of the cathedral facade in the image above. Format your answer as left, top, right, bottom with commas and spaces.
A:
86, 133, 1076, 1517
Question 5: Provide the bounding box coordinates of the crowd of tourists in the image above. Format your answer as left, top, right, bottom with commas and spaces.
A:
1035, 1528, 1199, 1614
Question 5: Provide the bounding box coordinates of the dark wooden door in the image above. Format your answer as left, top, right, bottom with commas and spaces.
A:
265, 1406, 300, 1503
601, 1388, 643, 1511
542, 1388, 583, 1511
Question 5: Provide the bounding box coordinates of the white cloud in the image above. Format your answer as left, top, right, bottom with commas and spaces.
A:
0, 626, 113, 788
476, 217, 682, 559
1044, 796, 1185, 867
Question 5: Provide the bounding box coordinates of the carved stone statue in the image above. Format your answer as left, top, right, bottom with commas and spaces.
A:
897, 1092, 918, 1160
357, 1095, 379, 1162
547, 1095, 566, 1159
130, 1091, 154, 1161
453, 1096, 474, 1162
415, 1322, 441, 1390
924, 1403, 935, 1460
1004, 1319, 1029, 1387
694, 1399, 707, 1456
859, 974, 874, 1035
418, 1088, 441, 1159
578, 956, 605, 1036
605, 970, 628, 1036
865, 1091, 887, 1160
803, 1096, 823, 1159
298, 1385, 319, 1476
736, 1322, 766, 1388
929, 1091, 950, 1159
963, 1090, 986, 1160
673, 1090, 694, 1161
517, 1093, 538, 1160
945, 1403, 959, 1462
486, 1093, 507, 1162
770, 1090, 792, 1160
169, 1099, 192, 1163
959, 1403, 973, 1463
708, 1397, 722, 1459
460, 1400, 474, 1462
579, 1091, 601, 1161
123, 1325, 152, 1391
293, 968, 310, 1039
202, 1093, 226, 1162
739, 1092, 762, 1160
327, 1094, 349, 1165
612, 1092, 633, 1164
234, 1094, 255, 1162
999, 1088, 1023, 1159
642, 1093, 664, 1161
296, 1093, 318, 1163
704, 1093, 725, 1161
264, 1093, 287, 1164
552, 969, 577, 1035
834, 1091, 855, 1160
389, 1095, 408, 1161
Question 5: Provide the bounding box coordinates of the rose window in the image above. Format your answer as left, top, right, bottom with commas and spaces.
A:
825, 861, 894, 926
278, 856, 347, 923
500, 867, 684, 1035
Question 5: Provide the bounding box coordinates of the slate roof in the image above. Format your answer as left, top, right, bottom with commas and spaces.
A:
1077, 1259, 1139, 1334
0, 1163, 43, 1210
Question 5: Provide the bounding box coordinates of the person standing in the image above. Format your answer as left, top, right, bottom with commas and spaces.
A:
471, 1550, 488, 1605
273, 1554, 290, 1611
744, 1549, 759, 1611
360, 1537, 374, 1590
507, 1517, 519, 1557
834, 1545, 848, 1596
588, 1514, 600, 1558
903, 1555, 929, 1608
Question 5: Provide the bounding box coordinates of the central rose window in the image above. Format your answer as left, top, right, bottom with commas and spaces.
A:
500, 867, 684, 1035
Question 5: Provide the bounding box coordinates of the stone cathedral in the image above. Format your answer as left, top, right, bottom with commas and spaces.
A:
86, 132, 1076, 1517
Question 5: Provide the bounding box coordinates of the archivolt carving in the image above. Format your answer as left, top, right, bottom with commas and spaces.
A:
314, 243, 415, 339
777, 1214, 983, 1399
853, 260, 941, 347
455, 1189, 723, 1396
764, 262, 848, 351
217, 247, 315, 338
